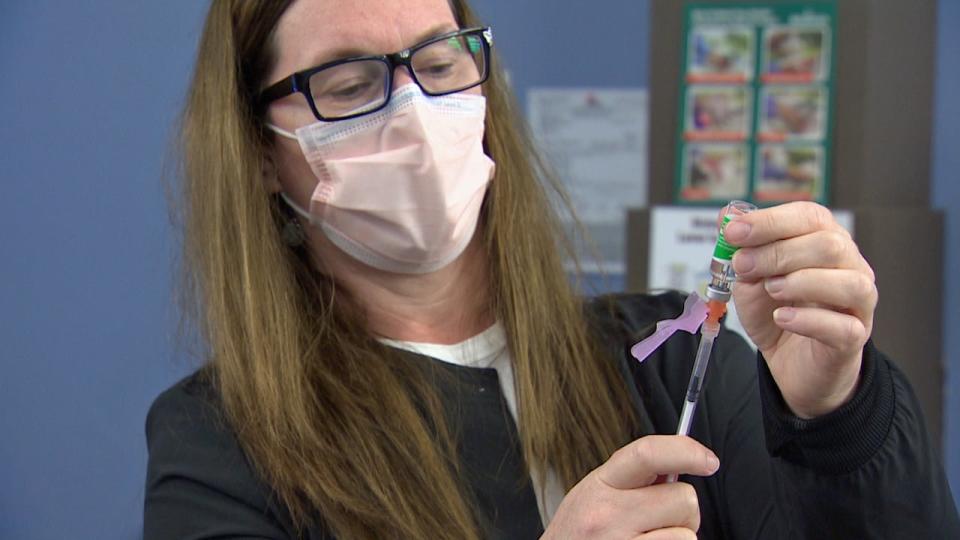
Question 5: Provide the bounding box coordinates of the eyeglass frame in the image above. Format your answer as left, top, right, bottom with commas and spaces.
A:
257, 26, 493, 122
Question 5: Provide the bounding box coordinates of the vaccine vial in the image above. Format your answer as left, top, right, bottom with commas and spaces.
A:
706, 200, 758, 302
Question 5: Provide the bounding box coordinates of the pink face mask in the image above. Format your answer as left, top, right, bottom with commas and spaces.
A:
269, 84, 495, 274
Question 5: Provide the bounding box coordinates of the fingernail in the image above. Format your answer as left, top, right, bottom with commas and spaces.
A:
724, 221, 751, 242
706, 453, 720, 473
774, 307, 796, 323
764, 276, 785, 294
733, 251, 755, 274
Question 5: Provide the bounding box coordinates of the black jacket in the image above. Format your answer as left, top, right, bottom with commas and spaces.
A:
143, 292, 960, 538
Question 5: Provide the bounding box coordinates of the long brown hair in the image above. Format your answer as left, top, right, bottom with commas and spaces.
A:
176, 1, 642, 538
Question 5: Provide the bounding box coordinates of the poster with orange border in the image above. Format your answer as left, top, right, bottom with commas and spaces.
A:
675, 2, 835, 205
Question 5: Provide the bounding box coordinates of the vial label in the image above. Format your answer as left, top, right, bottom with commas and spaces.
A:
713, 214, 739, 261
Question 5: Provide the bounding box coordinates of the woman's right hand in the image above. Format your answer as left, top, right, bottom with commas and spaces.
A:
541, 435, 720, 539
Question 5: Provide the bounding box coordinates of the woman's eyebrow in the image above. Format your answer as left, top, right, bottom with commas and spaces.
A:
303, 23, 461, 68
307, 46, 370, 67
409, 23, 461, 47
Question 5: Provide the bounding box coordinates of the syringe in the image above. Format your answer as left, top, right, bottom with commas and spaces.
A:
667, 200, 757, 483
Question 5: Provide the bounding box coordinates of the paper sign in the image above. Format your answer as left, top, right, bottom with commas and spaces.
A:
528, 88, 649, 274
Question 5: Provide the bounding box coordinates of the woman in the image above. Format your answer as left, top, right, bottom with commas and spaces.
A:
144, 1, 958, 538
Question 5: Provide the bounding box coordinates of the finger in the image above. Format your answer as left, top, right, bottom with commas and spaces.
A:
723, 201, 846, 248
732, 229, 865, 281
762, 268, 878, 320
731, 280, 784, 350
772, 306, 869, 353
627, 482, 701, 533
634, 527, 698, 540
598, 435, 719, 490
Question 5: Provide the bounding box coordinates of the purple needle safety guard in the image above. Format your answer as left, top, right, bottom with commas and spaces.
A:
630, 292, 709, 364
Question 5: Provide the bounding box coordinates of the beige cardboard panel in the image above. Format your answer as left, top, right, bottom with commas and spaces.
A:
854, 208, 944, 454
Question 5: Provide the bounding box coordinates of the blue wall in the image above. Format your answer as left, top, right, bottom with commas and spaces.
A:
0, 1, 955, 538
932, 0, 960, 501
0, 2, 208, 538
0, 2, 649, 538
469, 0, 650, 105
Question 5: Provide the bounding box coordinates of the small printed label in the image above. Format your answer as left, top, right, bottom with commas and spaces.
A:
712, 215, 738, 260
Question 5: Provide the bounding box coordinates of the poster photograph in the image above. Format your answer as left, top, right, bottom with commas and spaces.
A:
684, 85, 752, 141
754, 144, 823, 201
762, 26, 830, 83
757, 85, 827, 142
686, 25, 755, 83
680, 143, 748, 201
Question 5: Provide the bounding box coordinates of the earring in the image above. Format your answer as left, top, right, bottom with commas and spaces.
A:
281, 216, 305, 247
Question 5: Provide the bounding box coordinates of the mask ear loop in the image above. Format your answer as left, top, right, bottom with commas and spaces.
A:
264, 122, 314, 246
280, 192, 316, 225
264, 118, 320, 221
261, 136, 304, 247
265, 122, 298, 140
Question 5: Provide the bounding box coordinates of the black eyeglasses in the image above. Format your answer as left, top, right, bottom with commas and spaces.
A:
258, 27, 493, 122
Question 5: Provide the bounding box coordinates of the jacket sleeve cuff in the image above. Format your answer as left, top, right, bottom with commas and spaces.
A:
757, 339, 895, 474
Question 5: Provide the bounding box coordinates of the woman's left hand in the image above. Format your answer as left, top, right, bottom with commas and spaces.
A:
725, 202, 878, 419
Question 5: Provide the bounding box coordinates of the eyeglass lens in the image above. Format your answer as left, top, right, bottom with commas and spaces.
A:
307, 32, 486, 119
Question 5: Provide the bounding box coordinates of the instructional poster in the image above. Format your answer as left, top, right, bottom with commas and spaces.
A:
675, 2, 836, 205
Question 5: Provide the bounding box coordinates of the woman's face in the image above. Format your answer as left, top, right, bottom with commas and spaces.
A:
263, 0, 462, 216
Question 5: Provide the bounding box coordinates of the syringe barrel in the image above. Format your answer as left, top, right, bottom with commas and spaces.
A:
684, 327, 717, 403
